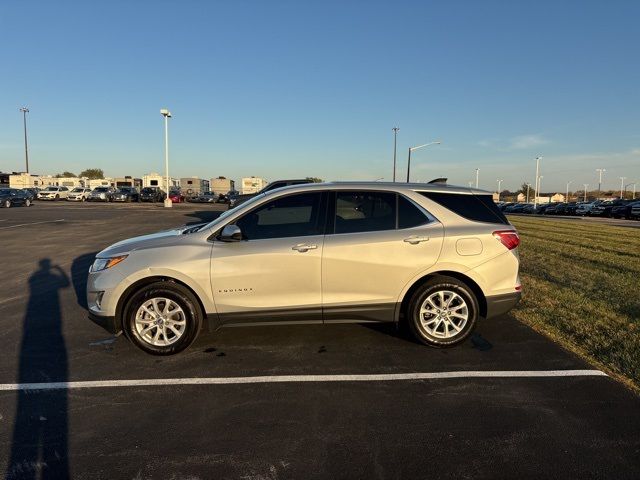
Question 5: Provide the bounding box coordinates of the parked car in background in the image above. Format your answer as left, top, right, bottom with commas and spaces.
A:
139, 187, 166, 202
87, 181, 521, 355
88, 186, 116, 202
554, 203, 570, 215
611, 200, 640, 219
67, 187, 93, 202
168, 190, 185, 203
189, 191, 217, 203
228, 179, 314, 209
630, 202, 640, 220
37, 186, 70, 201
0, 188, 33, 208
590, 199, 628, 218
564, 202, 582, 215
112, 187, 140, 202
575, 201, 601, 216
535, 203, 555, 214
22, 188, 38, 201
542, 203, 560, 215
498, 202, 515, 212
521, 204, 536, 214
216, 190, 239, 204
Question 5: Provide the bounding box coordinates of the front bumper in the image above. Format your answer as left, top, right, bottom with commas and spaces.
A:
88, 311, 119, 334
485, 291, 522, 319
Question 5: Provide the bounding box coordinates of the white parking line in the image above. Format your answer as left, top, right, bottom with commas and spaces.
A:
0, 219, 65, 230
0, 370, 607, 391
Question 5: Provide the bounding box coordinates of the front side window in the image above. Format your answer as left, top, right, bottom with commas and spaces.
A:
234, 192, 324, 240
335, 191, 396, 234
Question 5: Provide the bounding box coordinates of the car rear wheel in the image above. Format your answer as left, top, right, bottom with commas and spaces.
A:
25, 199, 31, 207
55, 194, 60, 200
407, 276, 478, 347
123, 282, 203, 355
3, 199, 11, 208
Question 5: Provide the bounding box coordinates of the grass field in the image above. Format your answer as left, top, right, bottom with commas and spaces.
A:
508, 216, 640, 392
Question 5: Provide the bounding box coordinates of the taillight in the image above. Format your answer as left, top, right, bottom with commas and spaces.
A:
493, 230, 520, 250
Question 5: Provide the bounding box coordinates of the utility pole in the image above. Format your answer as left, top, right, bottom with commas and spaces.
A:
19, 107, 30, 173
596, 168, 606, 196
534, 156, 542, 208
583, 184, 588, 202
566, 180, 572, 202
392, 127, 399, 182
632, 183, 637, 199
620, 177, 626, 198
475, 168, 479, 188
526, 183, 531, 203
496, 179, 503, 201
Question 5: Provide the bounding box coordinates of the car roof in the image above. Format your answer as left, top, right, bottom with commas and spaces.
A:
266, 181, 489, 195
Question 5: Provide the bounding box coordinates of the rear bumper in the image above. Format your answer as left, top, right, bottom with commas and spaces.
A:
88, 311, 119, 334
485, 291, 521, 319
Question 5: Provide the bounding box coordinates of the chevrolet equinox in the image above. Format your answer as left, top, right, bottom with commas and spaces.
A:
87, 182, 521, 355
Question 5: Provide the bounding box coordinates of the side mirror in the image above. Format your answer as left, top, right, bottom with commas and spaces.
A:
219, 224, 242, 242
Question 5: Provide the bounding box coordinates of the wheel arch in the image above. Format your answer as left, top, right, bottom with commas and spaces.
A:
397, 270, 487, 323
115, 276, 207, 332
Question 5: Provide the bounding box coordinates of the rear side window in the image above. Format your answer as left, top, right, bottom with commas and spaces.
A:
398, 195, 430, 229
335, 192, 396, 234
419, 192, 509, 225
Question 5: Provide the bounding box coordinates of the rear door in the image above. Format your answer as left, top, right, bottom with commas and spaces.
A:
321, 190, 444, 322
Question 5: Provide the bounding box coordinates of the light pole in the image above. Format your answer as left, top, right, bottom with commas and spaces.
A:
631, 183, 637, 199
583, 184, 588, 202
526, 183, 531, 203
406, 141, 441, 182
534, 156, 542, 208
392, 127, 399, 182
19, 107, 30, 173
160, 108, 172, 208
538, 176, 544, 203
566, 181, 572, 202
468, 181, 473, 187
596, 168, 606, 196
620, 177, 626, 198
475, 168, 479, 188
496, 179, 503, 201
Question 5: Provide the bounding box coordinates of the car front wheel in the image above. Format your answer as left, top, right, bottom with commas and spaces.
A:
407, 276, 478, 347
3, 199, 10, 208
123, 281, 203, 355
25, 199, 31, 207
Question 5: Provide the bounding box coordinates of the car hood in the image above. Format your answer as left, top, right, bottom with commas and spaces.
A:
98, 223, 208, 257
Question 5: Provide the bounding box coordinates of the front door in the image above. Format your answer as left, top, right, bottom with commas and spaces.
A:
211, 191, 327, 325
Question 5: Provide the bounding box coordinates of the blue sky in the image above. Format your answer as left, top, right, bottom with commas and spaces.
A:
1, 0, 639, 192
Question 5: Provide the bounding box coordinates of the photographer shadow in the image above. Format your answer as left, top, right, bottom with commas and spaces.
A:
7, 259, 70, 479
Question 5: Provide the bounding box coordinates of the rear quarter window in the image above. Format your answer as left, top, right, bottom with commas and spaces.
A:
419, 192, 509, 225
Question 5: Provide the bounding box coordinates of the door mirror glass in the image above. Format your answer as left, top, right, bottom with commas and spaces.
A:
220, 224, 242, 242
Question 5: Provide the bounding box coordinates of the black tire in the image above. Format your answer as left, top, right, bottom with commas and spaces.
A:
25, 199, 31, 207
55, 194, 60, 200
4, 199, 11, 208
406, 276, 479, 347
122, 281, 203, 355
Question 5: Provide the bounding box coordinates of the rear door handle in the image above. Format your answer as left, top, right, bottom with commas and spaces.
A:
403, 236, 430, 245
292, 243, 318, 252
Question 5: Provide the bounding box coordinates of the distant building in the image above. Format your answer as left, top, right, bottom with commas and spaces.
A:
535, 193, 565, 204
180, 177, 209, 196
9, 173, 84, 189
241, 176, 267, 194
517, 193, 526, 202
114, 176, 142, 188
210, 176, 235, 196
87, 178, 115, 189
143, 172, 179, 191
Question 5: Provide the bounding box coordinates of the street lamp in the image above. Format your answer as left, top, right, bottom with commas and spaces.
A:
596, 168, 606, 196
526, 183, 531, 203
538, 176, 544, 203
160, 108, 172, 208
496, 179, 503, 201
406, 141, 441, 182
566, 181, 572, 202
392, 127, 399, 182
468, 181, 473, 187
475, 168, 480, 188
620, 177, 626, 198
583, 184, 589, 202
19, 107, 29, 173
534, 156, 542, 208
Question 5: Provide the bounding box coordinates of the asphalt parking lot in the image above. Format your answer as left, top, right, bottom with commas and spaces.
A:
1, 202, 639, 479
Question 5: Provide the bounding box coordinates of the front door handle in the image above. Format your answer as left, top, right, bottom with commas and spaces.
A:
403, 236, 430, 245
292, 243, 318, 252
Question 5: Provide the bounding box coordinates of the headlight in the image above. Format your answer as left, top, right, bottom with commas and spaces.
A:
90, 255, 128, 272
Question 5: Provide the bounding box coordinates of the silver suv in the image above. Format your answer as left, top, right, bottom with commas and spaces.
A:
87, 182, 522, 355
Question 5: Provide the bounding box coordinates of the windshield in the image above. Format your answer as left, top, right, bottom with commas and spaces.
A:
141, 188, 155, 193
119, 188, 133, 193
45, 187, 58, 191
71, 188, 83, 192
0, 189, 11, 195
95, 187, 109, 192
